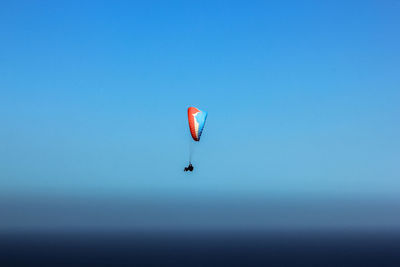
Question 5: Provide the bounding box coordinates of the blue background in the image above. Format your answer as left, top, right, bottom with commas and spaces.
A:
1, 0, 399, 232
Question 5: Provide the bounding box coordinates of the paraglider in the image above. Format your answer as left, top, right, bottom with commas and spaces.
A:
184, 107, 207, 172
184, 163, 194, 172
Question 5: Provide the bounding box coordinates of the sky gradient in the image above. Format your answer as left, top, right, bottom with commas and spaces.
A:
1, 0, 400, 231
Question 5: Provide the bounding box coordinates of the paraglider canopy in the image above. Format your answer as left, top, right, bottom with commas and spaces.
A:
187, 107, 208, 142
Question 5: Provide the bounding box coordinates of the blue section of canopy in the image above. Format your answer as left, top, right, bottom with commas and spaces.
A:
195, 109, 207, 141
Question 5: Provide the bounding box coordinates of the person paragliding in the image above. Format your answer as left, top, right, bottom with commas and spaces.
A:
184, 162, 194, 172
184, 106, 207, 172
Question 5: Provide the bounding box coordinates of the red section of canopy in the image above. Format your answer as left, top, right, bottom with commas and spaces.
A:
188, 107, 200, 141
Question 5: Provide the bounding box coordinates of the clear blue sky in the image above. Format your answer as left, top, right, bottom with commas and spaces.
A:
1, 1, 399, 231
